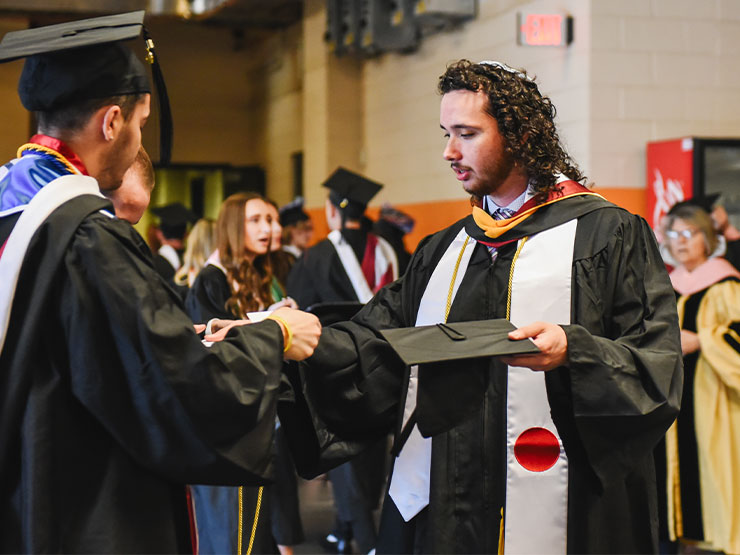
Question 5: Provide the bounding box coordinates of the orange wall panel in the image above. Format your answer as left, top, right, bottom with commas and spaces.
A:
306, 187, 647, 253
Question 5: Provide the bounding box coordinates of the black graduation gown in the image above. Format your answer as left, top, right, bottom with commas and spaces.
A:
286, 229, 368, 309
0, 196, 285, 553
281, 196, 683, 554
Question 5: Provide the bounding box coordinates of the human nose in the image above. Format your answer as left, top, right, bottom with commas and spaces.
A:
443, 136, 460, 161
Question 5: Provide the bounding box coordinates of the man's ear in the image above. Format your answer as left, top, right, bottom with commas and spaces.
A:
100, 105, 123, 142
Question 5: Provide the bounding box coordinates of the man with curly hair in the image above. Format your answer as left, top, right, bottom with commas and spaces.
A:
286, 60, 682, 553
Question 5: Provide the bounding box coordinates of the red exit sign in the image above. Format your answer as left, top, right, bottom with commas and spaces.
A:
517, 13, 573, 47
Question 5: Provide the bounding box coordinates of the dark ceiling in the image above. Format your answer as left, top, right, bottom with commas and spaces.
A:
0, 0, 303, 29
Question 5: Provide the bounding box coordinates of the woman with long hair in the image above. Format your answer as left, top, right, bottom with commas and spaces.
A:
656, 204, 740, 554
185, 192, 281, 555
174, 218, 216, 289
187, 192, 276, 322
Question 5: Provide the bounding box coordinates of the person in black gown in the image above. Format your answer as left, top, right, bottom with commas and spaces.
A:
0, 14, 320, 553
280, 59, 682, 554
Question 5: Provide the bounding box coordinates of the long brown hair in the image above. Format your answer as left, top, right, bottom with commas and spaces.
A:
217, 192, 274, 316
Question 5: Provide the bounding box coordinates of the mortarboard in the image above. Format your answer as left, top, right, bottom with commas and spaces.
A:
378, 203, 415, 235
151, 202, 197, 238
380, 318, 539, 367
668, 193, 720, 215
382, 319, 540, 438
0, 11, 173, 164
323, 167, 383, 218
279, 196, 310, 227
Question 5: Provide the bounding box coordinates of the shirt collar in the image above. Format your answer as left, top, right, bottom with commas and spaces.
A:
484, 184, 533, 215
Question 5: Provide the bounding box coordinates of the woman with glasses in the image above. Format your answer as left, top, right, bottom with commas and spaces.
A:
656, 203, 740, 554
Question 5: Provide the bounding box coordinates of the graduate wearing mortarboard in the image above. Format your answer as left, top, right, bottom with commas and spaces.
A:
286, 167, 399, 312
0, 12, 320, 553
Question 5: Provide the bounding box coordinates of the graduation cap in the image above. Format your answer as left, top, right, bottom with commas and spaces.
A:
380, 318, 539, 367
0, 11, 173, 164
378, 203, 415, 235
667, 193, 720, 215
382, 319, 540, 439
279, 196, 310, 227
323, 167, 383, 219
151, 202, 197, 239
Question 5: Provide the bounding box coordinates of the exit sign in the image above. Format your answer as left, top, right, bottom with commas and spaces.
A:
517, 13, 573, 47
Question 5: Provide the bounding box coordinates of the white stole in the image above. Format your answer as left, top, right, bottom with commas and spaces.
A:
504, 218, 576, 553
0, 175, 102, 352
327, 229, 398, 303
387, 218, 577, 553
388, 227, 475, 521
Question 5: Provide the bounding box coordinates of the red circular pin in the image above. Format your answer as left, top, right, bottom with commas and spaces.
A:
514, 427, 560, 472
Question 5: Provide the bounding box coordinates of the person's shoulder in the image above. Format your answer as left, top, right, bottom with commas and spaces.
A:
300, 238, 337, 262
196, 262, 228, 283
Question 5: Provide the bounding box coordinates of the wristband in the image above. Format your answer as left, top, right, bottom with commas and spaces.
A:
205, 318, 218, 336
268, 314, 293, 353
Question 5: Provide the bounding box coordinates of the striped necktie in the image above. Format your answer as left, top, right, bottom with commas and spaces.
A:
487, 207, 515, 260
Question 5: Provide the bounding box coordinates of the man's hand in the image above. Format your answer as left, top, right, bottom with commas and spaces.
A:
204, 319, 252, 342
680, 329, 700, 355
269, 307, 322, 361
500, 321, 568, 372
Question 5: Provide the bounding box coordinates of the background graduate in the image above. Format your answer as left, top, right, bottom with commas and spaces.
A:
286, 168, 399, 311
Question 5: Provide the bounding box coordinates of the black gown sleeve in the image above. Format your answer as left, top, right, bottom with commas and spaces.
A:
281, 234, 444, 477
555, 211, 683, 483
58, 215, 285, 485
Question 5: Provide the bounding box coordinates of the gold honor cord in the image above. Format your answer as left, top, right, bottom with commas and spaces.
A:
247, 487, 264, 555
506, 237, 529, 320
237, 486, 264, 555
238, 487, 244, 554
445, 236, 471, 322
16, 143, 79, 175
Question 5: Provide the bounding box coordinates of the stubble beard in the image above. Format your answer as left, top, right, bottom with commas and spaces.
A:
462, 151, 517, 198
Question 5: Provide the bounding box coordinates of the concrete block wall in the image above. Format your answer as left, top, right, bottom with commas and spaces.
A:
361, 0, 592, 208
589, 0, 740, 203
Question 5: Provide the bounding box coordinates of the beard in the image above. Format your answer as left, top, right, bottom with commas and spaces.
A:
462, 149, 517, 197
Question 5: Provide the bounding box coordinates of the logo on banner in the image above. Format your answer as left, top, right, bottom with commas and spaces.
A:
651, 169, 685, 233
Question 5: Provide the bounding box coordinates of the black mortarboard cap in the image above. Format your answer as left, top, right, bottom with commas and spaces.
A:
378, 203, 415, 234
668, 193, 720, 215
323, 167, 383, 218
0, 11, 173, 164
279, 196, 310, 227
380, 319, 539, 367
151, 202, 197, 238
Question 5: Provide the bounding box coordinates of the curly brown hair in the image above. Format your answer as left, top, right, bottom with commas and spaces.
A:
217, 192, 274, 316
438, 60, 585, 198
